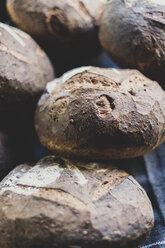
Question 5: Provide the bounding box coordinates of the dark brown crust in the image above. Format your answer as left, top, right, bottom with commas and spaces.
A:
7, 0, 106, 44
0, 156, 154, 248
35, 67, 165, 160
99, 0, 165, 86
0, 23, 54, 109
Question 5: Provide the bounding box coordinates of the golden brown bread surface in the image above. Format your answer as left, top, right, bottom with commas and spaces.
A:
35, 66, 165, 160
0, 156, 154, 248
99, 0, 165, 86
0, 22, 54, 109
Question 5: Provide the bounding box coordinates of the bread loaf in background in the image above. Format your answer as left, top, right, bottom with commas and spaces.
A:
7, 0, 106, 47
99, 0, 165, 87
0, 22, 54, 109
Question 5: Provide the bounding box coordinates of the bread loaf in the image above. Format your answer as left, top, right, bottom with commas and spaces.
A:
0, 23, 54, 109
35, 66, 165, 160
0, 156, 154, 248
7, 0, 106, 46
99, 0, 165, 86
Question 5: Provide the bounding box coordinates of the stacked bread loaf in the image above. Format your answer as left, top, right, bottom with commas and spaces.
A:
0, 0, 164, 247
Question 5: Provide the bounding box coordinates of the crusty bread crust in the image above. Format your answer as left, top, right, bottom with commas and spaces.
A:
0, 156, 154, 248
99, 0, 165, 86
35, 67, 165, 160
0, 23, 54, 109
7, 0, 106, 44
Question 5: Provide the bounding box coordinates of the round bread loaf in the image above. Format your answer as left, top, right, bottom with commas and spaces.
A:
99, 0, 165, 86
35, 66, 165, 160
0, 22, 54, 109
0, 156, 154, 248
7, 0, 106, 45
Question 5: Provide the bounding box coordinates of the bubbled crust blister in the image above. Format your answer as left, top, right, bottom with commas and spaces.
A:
35, 67, 165, 160
0, 156, 154, 248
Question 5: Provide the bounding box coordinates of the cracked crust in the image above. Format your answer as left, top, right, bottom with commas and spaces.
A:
0, 23, 54, 109
0, 156, 154, 248
7, 0, 106, 44
99, 0, 165, 86
35, 66, 165, 160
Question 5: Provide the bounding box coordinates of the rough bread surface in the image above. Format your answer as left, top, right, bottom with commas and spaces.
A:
35, 66, 165, 160
7, 0, 106, 44
0, 156, 154, 248
99, 0, 165, 86
0, 22, 54, 108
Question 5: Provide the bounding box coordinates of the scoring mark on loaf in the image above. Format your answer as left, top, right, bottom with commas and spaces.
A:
91, 169, 129, 202
18, 164, 64, 187
78, 1, 93, 20
16, 162, 88, 188
0, 166, 39, 196
11, 26, 31, 39
46, 7, 69, 36
66, 161, 88, 186
0, 23, 26, 47
0, 44, 33, 64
